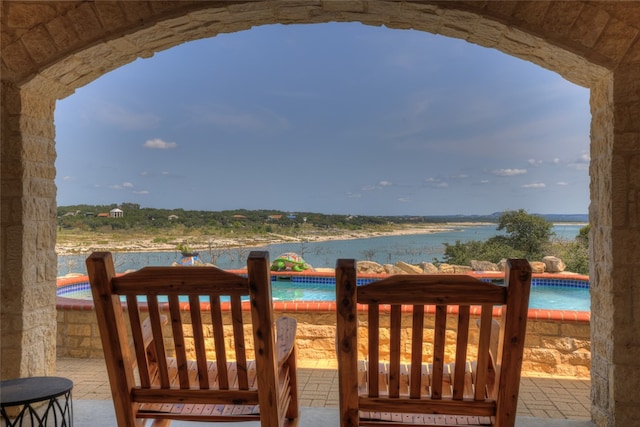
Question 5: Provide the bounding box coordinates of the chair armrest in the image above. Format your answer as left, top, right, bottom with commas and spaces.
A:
276, 316, 297, 367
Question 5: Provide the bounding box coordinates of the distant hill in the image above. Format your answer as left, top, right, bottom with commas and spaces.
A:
57, 204, 588, 229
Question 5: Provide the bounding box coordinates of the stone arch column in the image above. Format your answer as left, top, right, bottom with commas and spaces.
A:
589, 63, 640, 426
0, 82, 58, 378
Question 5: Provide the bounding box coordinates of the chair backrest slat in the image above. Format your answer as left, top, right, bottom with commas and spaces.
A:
336, 258, 531, 427
431, 304, 447, 400
231, 295, 249, 390
389, 305, 402, 398
147, 296, 170, 387
126, 295, 151, 388
209, 295, 229, 389
189, 294, 209, 389
453, 305, 471, 400
167, 294, 190, 389
474, 304, 495, 401
409, 305, 425, 398
368, 304, 380, 397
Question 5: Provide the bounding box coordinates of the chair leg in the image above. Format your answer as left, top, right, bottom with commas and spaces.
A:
285, 347, 299, 420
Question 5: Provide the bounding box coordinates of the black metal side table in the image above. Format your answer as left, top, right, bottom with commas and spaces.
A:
0, 377, 73, 426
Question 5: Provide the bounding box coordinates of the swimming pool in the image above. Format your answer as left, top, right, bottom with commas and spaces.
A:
57, 275, 590, 311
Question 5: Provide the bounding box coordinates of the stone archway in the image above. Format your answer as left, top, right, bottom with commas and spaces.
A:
2, 2, 639, 426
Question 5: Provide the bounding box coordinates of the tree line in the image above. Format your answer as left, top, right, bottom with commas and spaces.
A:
57, 203, 495, 233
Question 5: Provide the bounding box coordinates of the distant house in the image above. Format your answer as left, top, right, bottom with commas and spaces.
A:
168, 214, 179, 221
267, 215, 282, 220
109, 208, 123, 218
97, 213, 110, 218
232, 215, 246, 219
287, 213, 297, 219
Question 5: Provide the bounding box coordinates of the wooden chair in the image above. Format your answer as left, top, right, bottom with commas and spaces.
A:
335, 259, 531, 427
87, 251, 299, 427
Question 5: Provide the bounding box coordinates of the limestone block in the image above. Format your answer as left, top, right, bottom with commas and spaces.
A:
530, 261, 546, 273
527, 321, 560, 336
543, 256, 566, 273
419, 262, 438, 273
298, 324, 335, 339
470, 260, 499, 271
387, 266, 408, 274
562, 348, 591, 367
527, 348, 560, 366
394, 261, 422, 274
357, 260, 384, 274
438, 263, 454, 274
452, 265, 472, 274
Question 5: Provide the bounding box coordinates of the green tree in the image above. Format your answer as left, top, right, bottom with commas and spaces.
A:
496, 209, 554, 258
442, 210, 554, 264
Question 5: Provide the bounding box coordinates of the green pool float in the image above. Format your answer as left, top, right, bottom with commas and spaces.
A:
271, 252, 312, 272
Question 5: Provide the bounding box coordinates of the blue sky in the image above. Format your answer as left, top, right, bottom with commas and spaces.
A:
54, 22, 590, 216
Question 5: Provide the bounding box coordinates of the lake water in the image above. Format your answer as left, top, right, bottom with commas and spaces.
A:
57, 223, 585, 276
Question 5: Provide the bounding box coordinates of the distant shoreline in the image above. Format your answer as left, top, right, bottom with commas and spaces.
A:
55, 223, 494, 256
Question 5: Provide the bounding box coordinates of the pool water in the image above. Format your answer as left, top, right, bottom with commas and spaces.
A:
58, 276, 590, 311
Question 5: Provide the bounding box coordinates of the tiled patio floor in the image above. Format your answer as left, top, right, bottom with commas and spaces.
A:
56, 357, 591, 421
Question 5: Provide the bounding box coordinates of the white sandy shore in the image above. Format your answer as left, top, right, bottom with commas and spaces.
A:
55, 223, 492, 256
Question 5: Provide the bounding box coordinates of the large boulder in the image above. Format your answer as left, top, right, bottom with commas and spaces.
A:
419, 262, 439, 273
530, 261, 546, 274
357, 260, 385, 274
543, 256, 566, 273
394, 261, 423, 274
470, 260, 499, 272
438, 263, 455, 274
452, 264, 472, 273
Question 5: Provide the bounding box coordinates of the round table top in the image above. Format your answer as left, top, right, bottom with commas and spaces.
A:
0, 376, 73, 407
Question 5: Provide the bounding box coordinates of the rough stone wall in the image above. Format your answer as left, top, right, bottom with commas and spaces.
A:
3, 1, 640, 425
589, 73, 615, 427
1, 83, 58, 378
56, 307, 591, 379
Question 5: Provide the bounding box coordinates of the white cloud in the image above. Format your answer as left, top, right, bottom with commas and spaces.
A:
133, 190, 150, 195
379, 180, 392, 187
424, 177, 449, 188
568, 151, 590, 170
144, 138, 177, 149
522, 182, 546, 188
62, 176, 74, 181
109, 182, 134, 190
397, 197, 410, 203
528, 158, 542, 166
492, 168, 527, 176
579, 151, 590, 162
556, 181, 569, 186
162, 171, 170, 175
346, 192, 361, 198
